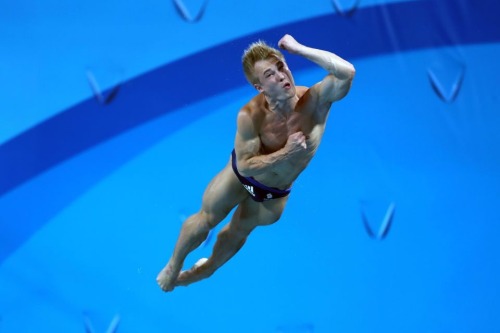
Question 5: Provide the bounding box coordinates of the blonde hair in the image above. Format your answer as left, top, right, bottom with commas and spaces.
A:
242, 40, 285, 85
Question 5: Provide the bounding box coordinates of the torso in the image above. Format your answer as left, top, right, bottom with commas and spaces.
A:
247, 86, 331, 188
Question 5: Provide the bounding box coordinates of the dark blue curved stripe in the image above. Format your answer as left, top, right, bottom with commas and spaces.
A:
0, 0, 499, 197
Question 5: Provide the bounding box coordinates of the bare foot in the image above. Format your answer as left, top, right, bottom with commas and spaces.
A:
156, 262, 181, 292
175, 258, 209, 287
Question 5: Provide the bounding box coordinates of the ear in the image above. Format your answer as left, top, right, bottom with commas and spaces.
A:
254, 83, 263, 93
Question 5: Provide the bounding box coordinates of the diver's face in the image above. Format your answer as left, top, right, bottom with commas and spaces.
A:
253, 58, 296, 100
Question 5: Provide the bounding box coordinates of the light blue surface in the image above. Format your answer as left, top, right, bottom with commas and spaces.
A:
1, 0, 500, 332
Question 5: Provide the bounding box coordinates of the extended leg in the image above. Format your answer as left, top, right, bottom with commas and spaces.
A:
175, 208, 251, 287
156, 162, 246, 292
156, 212, 212, 291
175, 196, 289, 287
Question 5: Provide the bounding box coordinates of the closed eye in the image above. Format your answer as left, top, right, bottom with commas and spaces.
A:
265, 71, 274, 78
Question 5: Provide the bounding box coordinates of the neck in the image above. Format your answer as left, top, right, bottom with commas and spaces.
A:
265, 94, 298, 115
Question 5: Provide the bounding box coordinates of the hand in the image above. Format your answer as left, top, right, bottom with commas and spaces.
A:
285, 131, 308, 154
278, 34, 302, 54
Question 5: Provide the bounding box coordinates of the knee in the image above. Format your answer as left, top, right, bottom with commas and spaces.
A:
199, 209, 224, 230
262, 207, 284, 226
222, 223, 251, 243
272, 208, 284, 223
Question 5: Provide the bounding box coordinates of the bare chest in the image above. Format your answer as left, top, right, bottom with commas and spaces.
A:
259, 112, 311, 153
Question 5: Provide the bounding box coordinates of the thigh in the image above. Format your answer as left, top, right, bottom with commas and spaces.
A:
231, 195, 290, 232
201, 159, 249, 220
258, 196, 289, 226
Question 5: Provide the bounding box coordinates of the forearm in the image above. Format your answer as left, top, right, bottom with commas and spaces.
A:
294, 44, 355, 80
237, 147, 290, 177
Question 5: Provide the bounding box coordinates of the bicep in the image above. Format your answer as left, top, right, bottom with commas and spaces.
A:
312, 74, 353, 105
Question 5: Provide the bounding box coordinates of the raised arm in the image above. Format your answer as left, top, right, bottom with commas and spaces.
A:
234, 107, 306, 178
278, 34, 355, 104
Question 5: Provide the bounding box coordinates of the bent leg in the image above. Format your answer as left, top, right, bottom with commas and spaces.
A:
156, 160, 247, 292
175, 195, 290, 287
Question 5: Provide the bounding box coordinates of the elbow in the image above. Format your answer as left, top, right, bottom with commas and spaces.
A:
236, 159, 253, 177
238, 167, 250, 178
347, 63, 356, 81
342, 65, 355, 91
238, 158, 266, 178
336, 63, 355, 82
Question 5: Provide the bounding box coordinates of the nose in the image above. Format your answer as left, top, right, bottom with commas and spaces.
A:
278, 72, 285, 81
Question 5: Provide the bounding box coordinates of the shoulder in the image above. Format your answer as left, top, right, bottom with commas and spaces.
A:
238, 93, 266, 121
296, 86, 309, 96
295, 85, 318, 105
237, 93, 266, 133
295, 84, 332, 121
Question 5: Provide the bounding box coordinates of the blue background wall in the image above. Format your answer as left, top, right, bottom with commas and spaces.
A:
1, 0, 500, 332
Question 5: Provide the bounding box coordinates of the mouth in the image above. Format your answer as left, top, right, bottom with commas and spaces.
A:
283, 82, 292, 89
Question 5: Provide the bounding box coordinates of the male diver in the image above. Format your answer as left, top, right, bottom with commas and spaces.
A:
157, 34, 355, 292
